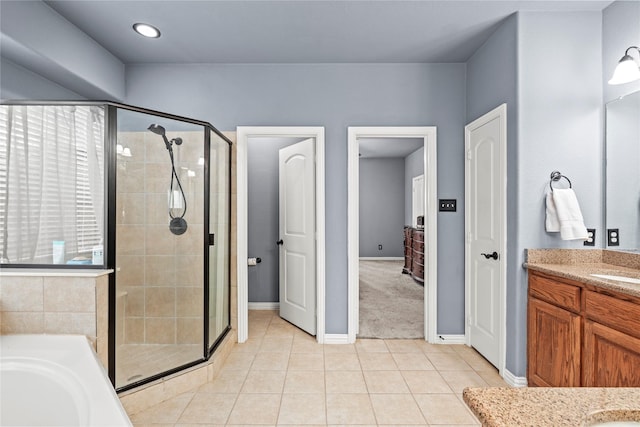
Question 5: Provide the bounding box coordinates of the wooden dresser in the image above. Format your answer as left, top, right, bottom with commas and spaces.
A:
403, 226, 424, 283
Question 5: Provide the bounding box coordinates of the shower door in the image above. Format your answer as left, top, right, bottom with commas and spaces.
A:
114, 108, 207, 389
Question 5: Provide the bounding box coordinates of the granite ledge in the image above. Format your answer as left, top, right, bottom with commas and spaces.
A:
463, 387, 640, 427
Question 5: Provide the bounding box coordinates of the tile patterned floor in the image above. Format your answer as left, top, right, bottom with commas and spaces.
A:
128, 310, 507, 426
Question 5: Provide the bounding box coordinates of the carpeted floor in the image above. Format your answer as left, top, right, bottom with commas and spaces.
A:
358, 259, 424, 339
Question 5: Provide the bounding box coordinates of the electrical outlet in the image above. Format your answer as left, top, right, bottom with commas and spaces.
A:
607, 228, 620, 246
378, 244, 383, 250
584, 228, 596, 246
439, 199, 457, 212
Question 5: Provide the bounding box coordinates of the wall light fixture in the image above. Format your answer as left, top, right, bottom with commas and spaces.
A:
608, 46, 640, 85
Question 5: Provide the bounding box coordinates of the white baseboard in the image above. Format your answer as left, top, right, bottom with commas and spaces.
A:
359, 257, 404, 261
435, 334, 466, 344
248, 302, 279, 310
503, 369, 528, 388
323, 334, 350, 344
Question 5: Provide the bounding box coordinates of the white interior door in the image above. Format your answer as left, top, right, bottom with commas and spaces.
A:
465, 104, 506, 371
412, 174, 425, 227
279, 138, 316, 335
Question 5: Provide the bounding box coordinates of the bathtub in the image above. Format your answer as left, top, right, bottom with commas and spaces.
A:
0, 335, 132, 426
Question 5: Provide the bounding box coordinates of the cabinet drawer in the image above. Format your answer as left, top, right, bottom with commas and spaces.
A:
412, 240, 424, 252
412, 230, 424, 243
412, 249, 424, 263
529, 273, 581, 313
585, 290, 640, 339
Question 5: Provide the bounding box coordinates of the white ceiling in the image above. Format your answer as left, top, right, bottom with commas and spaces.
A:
44, 0, 612, 64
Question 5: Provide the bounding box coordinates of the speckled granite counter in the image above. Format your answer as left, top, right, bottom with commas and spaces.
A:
463, 387, 640, 426
525, 249, 640, 298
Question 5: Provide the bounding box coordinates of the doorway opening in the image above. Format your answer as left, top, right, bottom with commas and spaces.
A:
236, 127, 326, 343
347, 127, 438, 343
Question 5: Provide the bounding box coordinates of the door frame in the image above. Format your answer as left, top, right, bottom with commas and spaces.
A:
464, 104, 507, 375
236, 127, 325, 344
347, 126, 438, 343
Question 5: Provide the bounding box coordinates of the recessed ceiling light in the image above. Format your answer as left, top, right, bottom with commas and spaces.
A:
133, 23, 161, 38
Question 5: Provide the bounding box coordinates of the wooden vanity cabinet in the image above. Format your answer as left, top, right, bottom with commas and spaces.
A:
528, 270, 640, 387
527, 273, 581, 387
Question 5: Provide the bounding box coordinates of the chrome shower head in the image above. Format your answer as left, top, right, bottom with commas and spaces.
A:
148, 123, 166, 136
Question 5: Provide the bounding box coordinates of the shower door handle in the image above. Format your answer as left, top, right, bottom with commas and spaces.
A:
276, 239, 283, 246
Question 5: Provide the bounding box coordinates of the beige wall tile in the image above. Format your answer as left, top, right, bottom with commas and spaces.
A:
116, 161, 145, 193
117, 225, 145, 255
144, 162, 171, 192
1, 312, 44, 334
0, 277, 43, 311
145, 193, 171, 225
125, 317, 145, 343
123, 286, 145, 317
175, 256, 203, 286
96, 275, 109, 369
44, 312, 96, 336
176, 287, 203, 317
167, 366, 208, 396
146, 317, 176, 344
145, 256, 176, 286
145, 287, 176, 317
145, 225, 176, 256
177, 318, 202, 344
116, 192, 145, 225
43, 277, 95, 312
116, 255, 145, 286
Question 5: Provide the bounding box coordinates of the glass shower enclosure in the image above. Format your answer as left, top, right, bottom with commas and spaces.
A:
0, 101, 231, 392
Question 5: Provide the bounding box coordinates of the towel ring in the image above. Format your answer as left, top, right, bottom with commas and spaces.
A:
549, 171, 572, 191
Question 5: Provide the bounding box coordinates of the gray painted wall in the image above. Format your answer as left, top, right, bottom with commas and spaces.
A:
359, 158, 405, 258
247, 136, 306, 303
125, 63, 467, 334
466, 14, 520, 373
516, 11, 603, 376
0, 57, 84, 100
404, 147, 425, 225
603, 1, 640, 103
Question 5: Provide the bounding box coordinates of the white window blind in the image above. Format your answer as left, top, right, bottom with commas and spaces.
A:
0, 105, 105, 264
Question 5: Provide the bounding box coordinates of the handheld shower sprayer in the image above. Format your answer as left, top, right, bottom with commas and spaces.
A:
147, 123, 188, 235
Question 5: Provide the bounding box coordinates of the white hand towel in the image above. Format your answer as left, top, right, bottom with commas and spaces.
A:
545, 193, 560, 233
552, 188, 588, 241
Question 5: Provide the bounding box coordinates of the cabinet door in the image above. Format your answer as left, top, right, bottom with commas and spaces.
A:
583, 320, 640, 387
528, 297, 581, 387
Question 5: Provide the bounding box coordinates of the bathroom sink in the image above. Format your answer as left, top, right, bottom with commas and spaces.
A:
590, 274, 640, 285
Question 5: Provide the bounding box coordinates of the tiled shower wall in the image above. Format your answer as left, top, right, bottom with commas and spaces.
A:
116, 131, 204, 345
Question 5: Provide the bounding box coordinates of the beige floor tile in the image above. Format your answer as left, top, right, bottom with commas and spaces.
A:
417, 341, 457, 354
251, 351, 290, 371
323, 343, 357, 353
369, 394, 426, 425
288, 352, 324, 370
324, 352, 361, 371
426, 352, 473, 371
476, 369, 508, 387
291, 334, 323, 353
227, 393, 281, 425
174, 424, 225, 427
439, 370, 489, 394
241, 370, 286, 393
278, 393, 326, 425
392, 352, 435, 371
284, 370, 325, 393
401, 371, 453, 394
259, 336, 293, 353
130, 392, 194, 424
358, 352, 398, 371
414, 393, 480, 425
325, 371, 368, 394
177, 393, 236, 424
198, 369, 247, 394
384, 339, 423, 353
326, 393, 377, 425
224, 352, 256, 370
355, 339, 389, 353
363, 370, 410, 394
232, 337, 263, 354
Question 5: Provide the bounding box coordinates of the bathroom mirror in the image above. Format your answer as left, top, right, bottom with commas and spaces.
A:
605, 90, 640, 250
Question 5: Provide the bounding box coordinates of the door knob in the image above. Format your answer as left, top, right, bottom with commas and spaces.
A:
481, 251, 499, 260
276, 239, 283, 246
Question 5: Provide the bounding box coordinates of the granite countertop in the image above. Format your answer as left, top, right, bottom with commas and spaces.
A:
524, 249, 640, 299
463, 387, 640, 427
